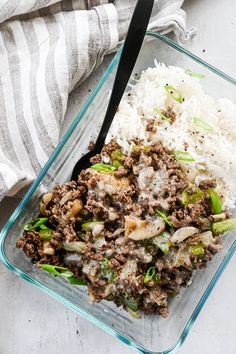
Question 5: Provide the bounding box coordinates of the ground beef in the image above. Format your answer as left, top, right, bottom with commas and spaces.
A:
85, 193, 109, 219
123, 156, 134, 169
16, 231, 63, 265
50, 231, 65, 250
90, 154, 102, 164
163, 107, 176, 123
199, 178, 217, 189
101, 138, 121, 156
16, 231, 43, 262
170, 198, 211, 228
146, 118, 157, 133
16, 138, 226, 319
114, 166, 129, 178
59, 223, 78, 242
88, 141, 95, 151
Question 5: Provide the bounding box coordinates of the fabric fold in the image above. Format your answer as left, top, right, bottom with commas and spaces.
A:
0, 0, 194, 201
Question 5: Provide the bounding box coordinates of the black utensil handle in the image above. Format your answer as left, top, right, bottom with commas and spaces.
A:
94, 0, 154, 152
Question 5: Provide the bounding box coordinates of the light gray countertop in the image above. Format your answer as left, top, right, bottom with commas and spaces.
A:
1, 0, 236, 353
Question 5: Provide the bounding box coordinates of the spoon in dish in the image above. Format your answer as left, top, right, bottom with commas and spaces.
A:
71, 0, 154, 181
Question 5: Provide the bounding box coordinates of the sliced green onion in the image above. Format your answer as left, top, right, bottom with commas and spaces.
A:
78, 232, 86, 240
82, 220, 104, 231
174, 150, 195, 162
157, 210, 173, 227
191, 244, 205, 256
132, 145, 140, 152
152, 232, 171, 254
67, 276, 87, 285
100, 258, 116, 283
41, 264, 86, 286
185, 69, 205, 78
41, 264, 73, 277
123, 293, 140, 312
39, 224, 50, 230
143, 266, 160, 284
90, 163, 116, 173
180, 187, 204, 206
23, 217, 48, 231
127, 308, 141, 319
192, 117, 213, 132
142, 145, 151, 152
154, 108, 171, 123
39, 229, 52, 240
164, 85, 184, 103
208, 188, 222, 214
111, 149, 124, 161
112, 160, 122, 168
212, 218, 236, 234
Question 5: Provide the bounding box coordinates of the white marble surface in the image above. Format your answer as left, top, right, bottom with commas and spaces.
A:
1, 0, 236, 353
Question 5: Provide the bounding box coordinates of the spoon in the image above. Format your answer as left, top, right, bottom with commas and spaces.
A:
71, 0, 154, 181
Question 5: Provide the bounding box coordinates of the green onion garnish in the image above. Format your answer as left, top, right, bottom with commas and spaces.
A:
190, 244, 205, 256
90, 163, 116, 173
143, 266, 160, 284
41, 264, 86, 285
39, 224, 50, 230
212, 218, 236, 234
78, 232, 86, 240
185, 69, 205, 78
122, 293, 140, 311
112, 160, 122, 168
67, 276, 87, 285
100, 258, 116, 283
174, 150, 195, 162
82, 220, 104, 231
23, 217, 48, 231
111, 149, 124, 161
39, 229, 52, 240
127, 308, 141, 319
41, 265, 73, 277
208, 188, 222, 214
164, 85, 184, 103
157, 210, 173, 227
180, 187, 204, 206
154, 108, 171, 123
192, 117, 213, 132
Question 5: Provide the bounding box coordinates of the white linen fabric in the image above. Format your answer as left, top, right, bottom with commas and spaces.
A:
0, 0, 194, 200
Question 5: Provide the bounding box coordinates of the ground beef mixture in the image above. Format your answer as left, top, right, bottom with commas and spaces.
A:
17, 139, 229, 318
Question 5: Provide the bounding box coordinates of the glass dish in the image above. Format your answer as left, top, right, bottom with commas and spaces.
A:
1, 32, 236, 354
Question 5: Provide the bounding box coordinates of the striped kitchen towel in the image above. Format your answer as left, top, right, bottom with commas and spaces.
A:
0, 0, 194, 201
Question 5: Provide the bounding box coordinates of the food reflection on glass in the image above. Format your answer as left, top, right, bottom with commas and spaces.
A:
17, 63, 236, 319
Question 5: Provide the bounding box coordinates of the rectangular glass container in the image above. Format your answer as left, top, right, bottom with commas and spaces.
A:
1, 32, 236, 354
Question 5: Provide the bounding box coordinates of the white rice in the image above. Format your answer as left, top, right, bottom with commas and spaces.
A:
107, 62, 236, 209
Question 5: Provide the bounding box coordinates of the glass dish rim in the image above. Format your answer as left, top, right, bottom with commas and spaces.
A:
1, 31, 236, 354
